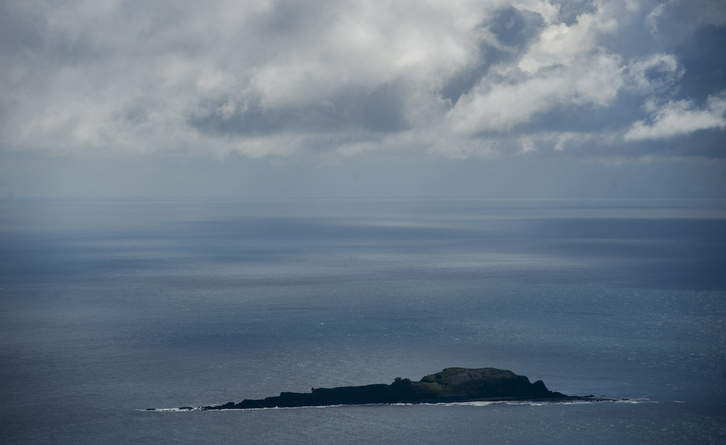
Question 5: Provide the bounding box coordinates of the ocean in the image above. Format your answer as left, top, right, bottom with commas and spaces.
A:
1, 198, 725, 444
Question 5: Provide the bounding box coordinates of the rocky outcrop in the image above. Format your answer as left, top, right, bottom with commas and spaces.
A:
191, 367, 589, 411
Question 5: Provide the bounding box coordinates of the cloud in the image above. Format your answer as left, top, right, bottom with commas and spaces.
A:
0, 0, 724, 162
624, 91, 726, 140
517, 1, 618, 74
645, 0, 726, 41
447, 52, 623, 135
623, 53, 684, 95
644, 3, 666, 37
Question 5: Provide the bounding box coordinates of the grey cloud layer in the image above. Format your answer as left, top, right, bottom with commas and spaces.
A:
1, 0, 724, 161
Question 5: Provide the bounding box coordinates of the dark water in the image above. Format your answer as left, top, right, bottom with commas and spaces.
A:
1, 198, 725, 444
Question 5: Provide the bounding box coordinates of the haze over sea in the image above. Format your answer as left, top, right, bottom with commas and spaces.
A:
1, 197, 724, 443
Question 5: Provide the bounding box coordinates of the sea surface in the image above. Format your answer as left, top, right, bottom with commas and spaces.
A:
1, 198, 725, 444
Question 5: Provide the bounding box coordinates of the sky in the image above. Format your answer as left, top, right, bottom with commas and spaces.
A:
1, 0, 725, 198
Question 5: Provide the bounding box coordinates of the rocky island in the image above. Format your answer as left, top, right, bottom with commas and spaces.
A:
151, 367, 611, 411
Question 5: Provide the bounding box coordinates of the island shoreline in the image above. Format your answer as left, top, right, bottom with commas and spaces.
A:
147, 367, 620, 412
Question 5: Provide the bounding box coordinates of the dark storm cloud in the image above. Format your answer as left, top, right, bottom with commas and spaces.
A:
0, 0, 724, 162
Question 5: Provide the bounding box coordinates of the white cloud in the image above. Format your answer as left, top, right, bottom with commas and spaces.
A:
624, 92, 726, 140
0, 0, 724, 162
552, 132, 591, 152
518, 137, 538, 154
437, 1, 629, 142
644, 3, 666, 36
446, 51, 623, 135
513, 0, 560, 25
225, 0, 509, 112
645, 0, 726, 41
623, 53, 684, 94
518, 2, 618, 74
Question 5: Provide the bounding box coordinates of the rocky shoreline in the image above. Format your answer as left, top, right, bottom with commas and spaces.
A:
148, 367, 616, 411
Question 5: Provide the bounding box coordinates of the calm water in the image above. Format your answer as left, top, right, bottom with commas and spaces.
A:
1, 198, 725, 444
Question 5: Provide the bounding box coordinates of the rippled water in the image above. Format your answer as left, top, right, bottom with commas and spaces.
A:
1, 198, 725, 443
